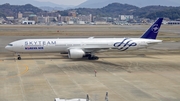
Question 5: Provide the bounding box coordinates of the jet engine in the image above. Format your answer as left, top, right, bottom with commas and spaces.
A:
68, 49, 85, 59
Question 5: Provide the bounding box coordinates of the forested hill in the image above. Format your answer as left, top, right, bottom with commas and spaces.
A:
63, 3, 139, 17
1, 3, 180, 20
62, 3, 180, 20
0, 3, 43, 17
134, 5, 180, 20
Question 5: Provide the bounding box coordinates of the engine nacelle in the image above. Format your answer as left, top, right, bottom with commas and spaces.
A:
68, 48, 85, 59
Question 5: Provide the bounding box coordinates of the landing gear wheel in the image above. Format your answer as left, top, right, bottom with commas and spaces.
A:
17, 56, 21, 60
95, 57, 99, 60
88, 56, 99, 60
17, 57, 21, 60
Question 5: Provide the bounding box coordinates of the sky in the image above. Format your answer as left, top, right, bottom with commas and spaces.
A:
37, 0, 87, 5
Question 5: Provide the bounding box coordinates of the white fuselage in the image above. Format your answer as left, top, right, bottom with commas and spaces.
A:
5, 38, 162, 53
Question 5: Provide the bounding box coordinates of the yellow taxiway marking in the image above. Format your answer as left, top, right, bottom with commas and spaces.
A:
18, 66, 29, 76
0, 65, 29, 79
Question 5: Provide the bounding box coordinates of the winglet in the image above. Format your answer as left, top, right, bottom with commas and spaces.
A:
141, 18, 163, 39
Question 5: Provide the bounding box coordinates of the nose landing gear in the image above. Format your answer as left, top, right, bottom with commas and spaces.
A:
17, 55, 21, 60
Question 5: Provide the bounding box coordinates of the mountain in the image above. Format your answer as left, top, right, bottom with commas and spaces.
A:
60, 3, 139, 17
135, 6, 180, 20
77, 0, 180, 8
68, 3, 180, 20
66, 3, 139, 17
0, 3, 43, 17
1, 3, 180, 20
0, 0, 74, 9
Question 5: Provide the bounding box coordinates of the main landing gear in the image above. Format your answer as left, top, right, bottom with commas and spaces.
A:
88, 56, 99, 60
84, 54, 99, 60
17, 55, 21, 60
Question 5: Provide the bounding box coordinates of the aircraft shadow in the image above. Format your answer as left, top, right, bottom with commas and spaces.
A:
4, 57, 66, 60
98, 54, 160, 59
4, 54, 160, 61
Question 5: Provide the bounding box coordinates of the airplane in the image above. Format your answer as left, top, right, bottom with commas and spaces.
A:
5, 18, 163, 60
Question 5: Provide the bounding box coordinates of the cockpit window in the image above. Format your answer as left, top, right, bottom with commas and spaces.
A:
8, 44, 13, 46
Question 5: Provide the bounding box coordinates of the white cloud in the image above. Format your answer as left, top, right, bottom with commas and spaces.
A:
37, 0, 87, 5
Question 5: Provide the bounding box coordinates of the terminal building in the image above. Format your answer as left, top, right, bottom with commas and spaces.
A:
22, 21, 36, 25
119, 15, 134, 21
167, 21, 180, 25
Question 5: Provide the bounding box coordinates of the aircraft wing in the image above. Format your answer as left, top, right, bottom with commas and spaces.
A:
68, 46, 111, 53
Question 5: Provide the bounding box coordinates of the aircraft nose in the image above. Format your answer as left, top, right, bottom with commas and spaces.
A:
5, 45, 9, 50
5, 45, 12, 51
5, 43, 14, 51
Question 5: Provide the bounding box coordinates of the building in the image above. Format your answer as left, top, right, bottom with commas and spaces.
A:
77, 21, 85, 25
94, 16, 107, 22
95, 21, 108, 25
60, 16, 71, 22
78, 14, 92, 23
57, 15, 61, 22
23, 12, 34, 17
6, 16, 14, 21
167, 21, 180, 25
67, 21, 74, 25
17, 17, 28, 24
37, 16, 48, 23
0, 17, 5, 24
119, 15, 134, 21
68, 11, 76, 17
47, 16, 57, 23
18, 12, 23, 19
22, 21, 36, 25
28, 14, 37, 22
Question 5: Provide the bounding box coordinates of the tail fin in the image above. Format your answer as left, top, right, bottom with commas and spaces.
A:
141, 18, 163, 39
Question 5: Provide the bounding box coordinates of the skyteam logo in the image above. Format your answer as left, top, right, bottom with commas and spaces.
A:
114, 38, 137, 51
151, 24, 159, 33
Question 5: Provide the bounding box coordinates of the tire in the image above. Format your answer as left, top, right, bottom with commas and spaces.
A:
88, 56, 99, 60
17, 57, 21, 60
95, 57, 99, 60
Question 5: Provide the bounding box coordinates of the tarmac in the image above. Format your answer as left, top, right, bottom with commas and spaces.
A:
1, 51, 180, 101
0, 36, 180, 101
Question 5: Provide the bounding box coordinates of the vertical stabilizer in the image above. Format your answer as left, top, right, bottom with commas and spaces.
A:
141, 18, 163, 39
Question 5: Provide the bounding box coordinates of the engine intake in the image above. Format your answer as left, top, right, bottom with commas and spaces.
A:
68, 48, 85, 59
